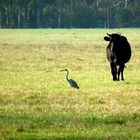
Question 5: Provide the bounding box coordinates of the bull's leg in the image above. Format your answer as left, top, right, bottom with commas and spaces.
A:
117, 65, 121, 81
121, 64, 124, 81
110, 63, 117, 81
118, 64, 124, 81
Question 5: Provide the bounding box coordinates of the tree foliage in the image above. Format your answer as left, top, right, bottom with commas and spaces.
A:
0, 0, 139, 28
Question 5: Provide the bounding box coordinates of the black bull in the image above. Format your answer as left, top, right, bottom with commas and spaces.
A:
104, 33, 131, 81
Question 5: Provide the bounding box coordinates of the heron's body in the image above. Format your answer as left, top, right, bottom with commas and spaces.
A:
67, 79, 79, 89
61, 69, 79, 89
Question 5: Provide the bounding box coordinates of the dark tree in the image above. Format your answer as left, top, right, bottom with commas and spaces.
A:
0, 0, 139, 28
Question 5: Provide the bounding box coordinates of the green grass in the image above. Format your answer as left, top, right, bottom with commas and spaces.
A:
0, 28, 140, 140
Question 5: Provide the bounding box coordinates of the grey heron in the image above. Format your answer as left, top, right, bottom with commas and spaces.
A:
61, 69, 80, 89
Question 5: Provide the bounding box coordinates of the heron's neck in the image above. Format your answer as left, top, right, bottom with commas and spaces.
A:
66, 70, 69, 81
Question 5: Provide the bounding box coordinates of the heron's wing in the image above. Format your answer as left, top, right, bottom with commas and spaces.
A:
68, 79, 79, 89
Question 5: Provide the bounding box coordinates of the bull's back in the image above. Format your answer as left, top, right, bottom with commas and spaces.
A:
120, 40, 131, 63
106, 41, 131, 64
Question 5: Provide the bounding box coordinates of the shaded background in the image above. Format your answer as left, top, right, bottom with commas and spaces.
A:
0, 0, 140, 28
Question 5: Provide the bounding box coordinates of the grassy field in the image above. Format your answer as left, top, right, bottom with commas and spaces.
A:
0, 28, 140, 140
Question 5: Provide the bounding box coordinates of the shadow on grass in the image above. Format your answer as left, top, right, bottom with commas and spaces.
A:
0, 113, 140, 140
5, 134, 133, 140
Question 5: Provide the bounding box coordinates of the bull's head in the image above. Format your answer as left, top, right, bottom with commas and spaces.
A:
104, 33, 121, 41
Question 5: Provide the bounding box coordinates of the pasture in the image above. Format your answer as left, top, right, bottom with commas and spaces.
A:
0, 29, 140, 140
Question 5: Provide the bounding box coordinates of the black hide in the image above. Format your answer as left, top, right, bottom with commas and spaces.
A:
104, 33, 131, 81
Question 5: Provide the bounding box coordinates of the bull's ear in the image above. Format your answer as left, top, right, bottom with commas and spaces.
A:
104, 36, 110, 41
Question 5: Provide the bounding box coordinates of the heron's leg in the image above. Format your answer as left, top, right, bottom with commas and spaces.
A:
110, 62, 117, 81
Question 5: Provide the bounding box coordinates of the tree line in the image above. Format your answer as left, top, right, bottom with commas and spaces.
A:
0, 0, 140, 28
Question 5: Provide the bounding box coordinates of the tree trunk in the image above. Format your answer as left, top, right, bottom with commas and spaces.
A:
58, 0, 61, 28
125, 0, 128, 7
18, 7, 21, 28
106, 8, 110, 28
70, 0, 74, 28
0, 12, 2, 28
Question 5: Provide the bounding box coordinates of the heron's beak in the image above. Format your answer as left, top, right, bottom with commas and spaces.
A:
60, 69, 65, 72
